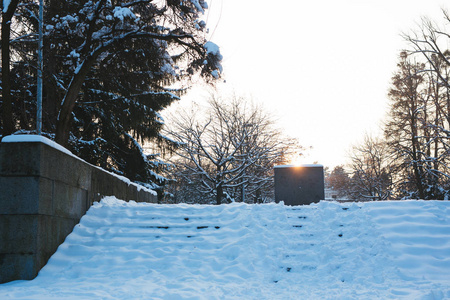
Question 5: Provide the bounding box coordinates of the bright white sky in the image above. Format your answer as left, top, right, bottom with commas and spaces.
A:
180, 0, 449, 169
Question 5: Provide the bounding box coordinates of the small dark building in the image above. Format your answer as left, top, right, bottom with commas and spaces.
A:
274, 165, 325, 206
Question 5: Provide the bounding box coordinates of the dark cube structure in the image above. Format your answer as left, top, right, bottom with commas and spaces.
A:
274, 165, 325, 205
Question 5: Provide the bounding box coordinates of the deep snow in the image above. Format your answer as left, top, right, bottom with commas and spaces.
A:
1, 198, 449, 299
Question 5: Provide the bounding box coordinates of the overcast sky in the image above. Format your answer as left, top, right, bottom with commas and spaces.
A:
180, 0, 449, 169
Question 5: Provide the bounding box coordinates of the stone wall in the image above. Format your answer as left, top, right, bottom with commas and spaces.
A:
0, 136, 157, 283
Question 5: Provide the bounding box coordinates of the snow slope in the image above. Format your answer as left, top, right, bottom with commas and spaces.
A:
1, 199, 449, 299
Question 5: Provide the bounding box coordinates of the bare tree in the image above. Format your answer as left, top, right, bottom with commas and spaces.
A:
403, 11, 450, 177
402, 12, 450, 91
165, 95, 301, 204
349, 134, 393, 200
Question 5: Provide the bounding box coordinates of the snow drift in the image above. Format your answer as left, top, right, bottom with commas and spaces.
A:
1, 199, 449, 299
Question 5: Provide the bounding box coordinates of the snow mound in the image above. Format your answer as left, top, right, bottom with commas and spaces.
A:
1, 199, 449, 299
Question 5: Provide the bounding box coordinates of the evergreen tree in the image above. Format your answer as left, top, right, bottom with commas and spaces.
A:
1, 0, 222, 190
326, 165, 351, 199
385, 52, 449, 199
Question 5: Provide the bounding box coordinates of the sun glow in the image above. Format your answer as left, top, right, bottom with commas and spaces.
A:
290, 157, 305, 167
287, 152, 321, 167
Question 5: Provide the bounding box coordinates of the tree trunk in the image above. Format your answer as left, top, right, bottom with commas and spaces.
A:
1, 0, 20, 137
55, 56, 96, 147
44, 49, 60, 131
216, 184, 223, 205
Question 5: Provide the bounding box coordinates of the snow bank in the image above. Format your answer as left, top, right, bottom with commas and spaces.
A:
0, 199, 449, 299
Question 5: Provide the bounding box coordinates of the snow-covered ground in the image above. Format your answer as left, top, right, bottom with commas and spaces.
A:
1, 198, 450, 299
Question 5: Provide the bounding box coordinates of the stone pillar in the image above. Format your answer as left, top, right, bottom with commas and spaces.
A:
274, 165, 324, 206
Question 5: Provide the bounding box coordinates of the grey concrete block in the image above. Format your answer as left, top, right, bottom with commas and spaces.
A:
127, 184, 138, 201
0, 253, 36, 282
35, 215, 78, 272
136, 189, 146, 203
39, 144, 91, 189
137, 189, 157, 203
0, 143, 41, 176
0, 176, 53, 215
90, 167, 116, 199
0, 176, 40, 214
0, 215, 38, 254
0, 215, 79, 283
53, 181, 88, 219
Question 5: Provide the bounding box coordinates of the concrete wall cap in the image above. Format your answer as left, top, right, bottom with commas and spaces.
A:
274, 164, 323, 168
2, 134, 73, 156
2, 134, 157, 196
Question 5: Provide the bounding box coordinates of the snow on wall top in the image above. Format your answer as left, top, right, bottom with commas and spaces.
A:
2, 134, 74, 156
274, 164, 323, 168
1, 134, 156, 195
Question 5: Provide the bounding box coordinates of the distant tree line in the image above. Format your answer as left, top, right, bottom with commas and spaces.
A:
328, 9, 450, 200
326, 135, 393, 201
0, 0, 222, 192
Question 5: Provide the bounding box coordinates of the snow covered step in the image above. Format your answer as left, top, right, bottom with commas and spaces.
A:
272, 202, 385, 287
1, 198, 450, 299
366, 200, 450, 283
